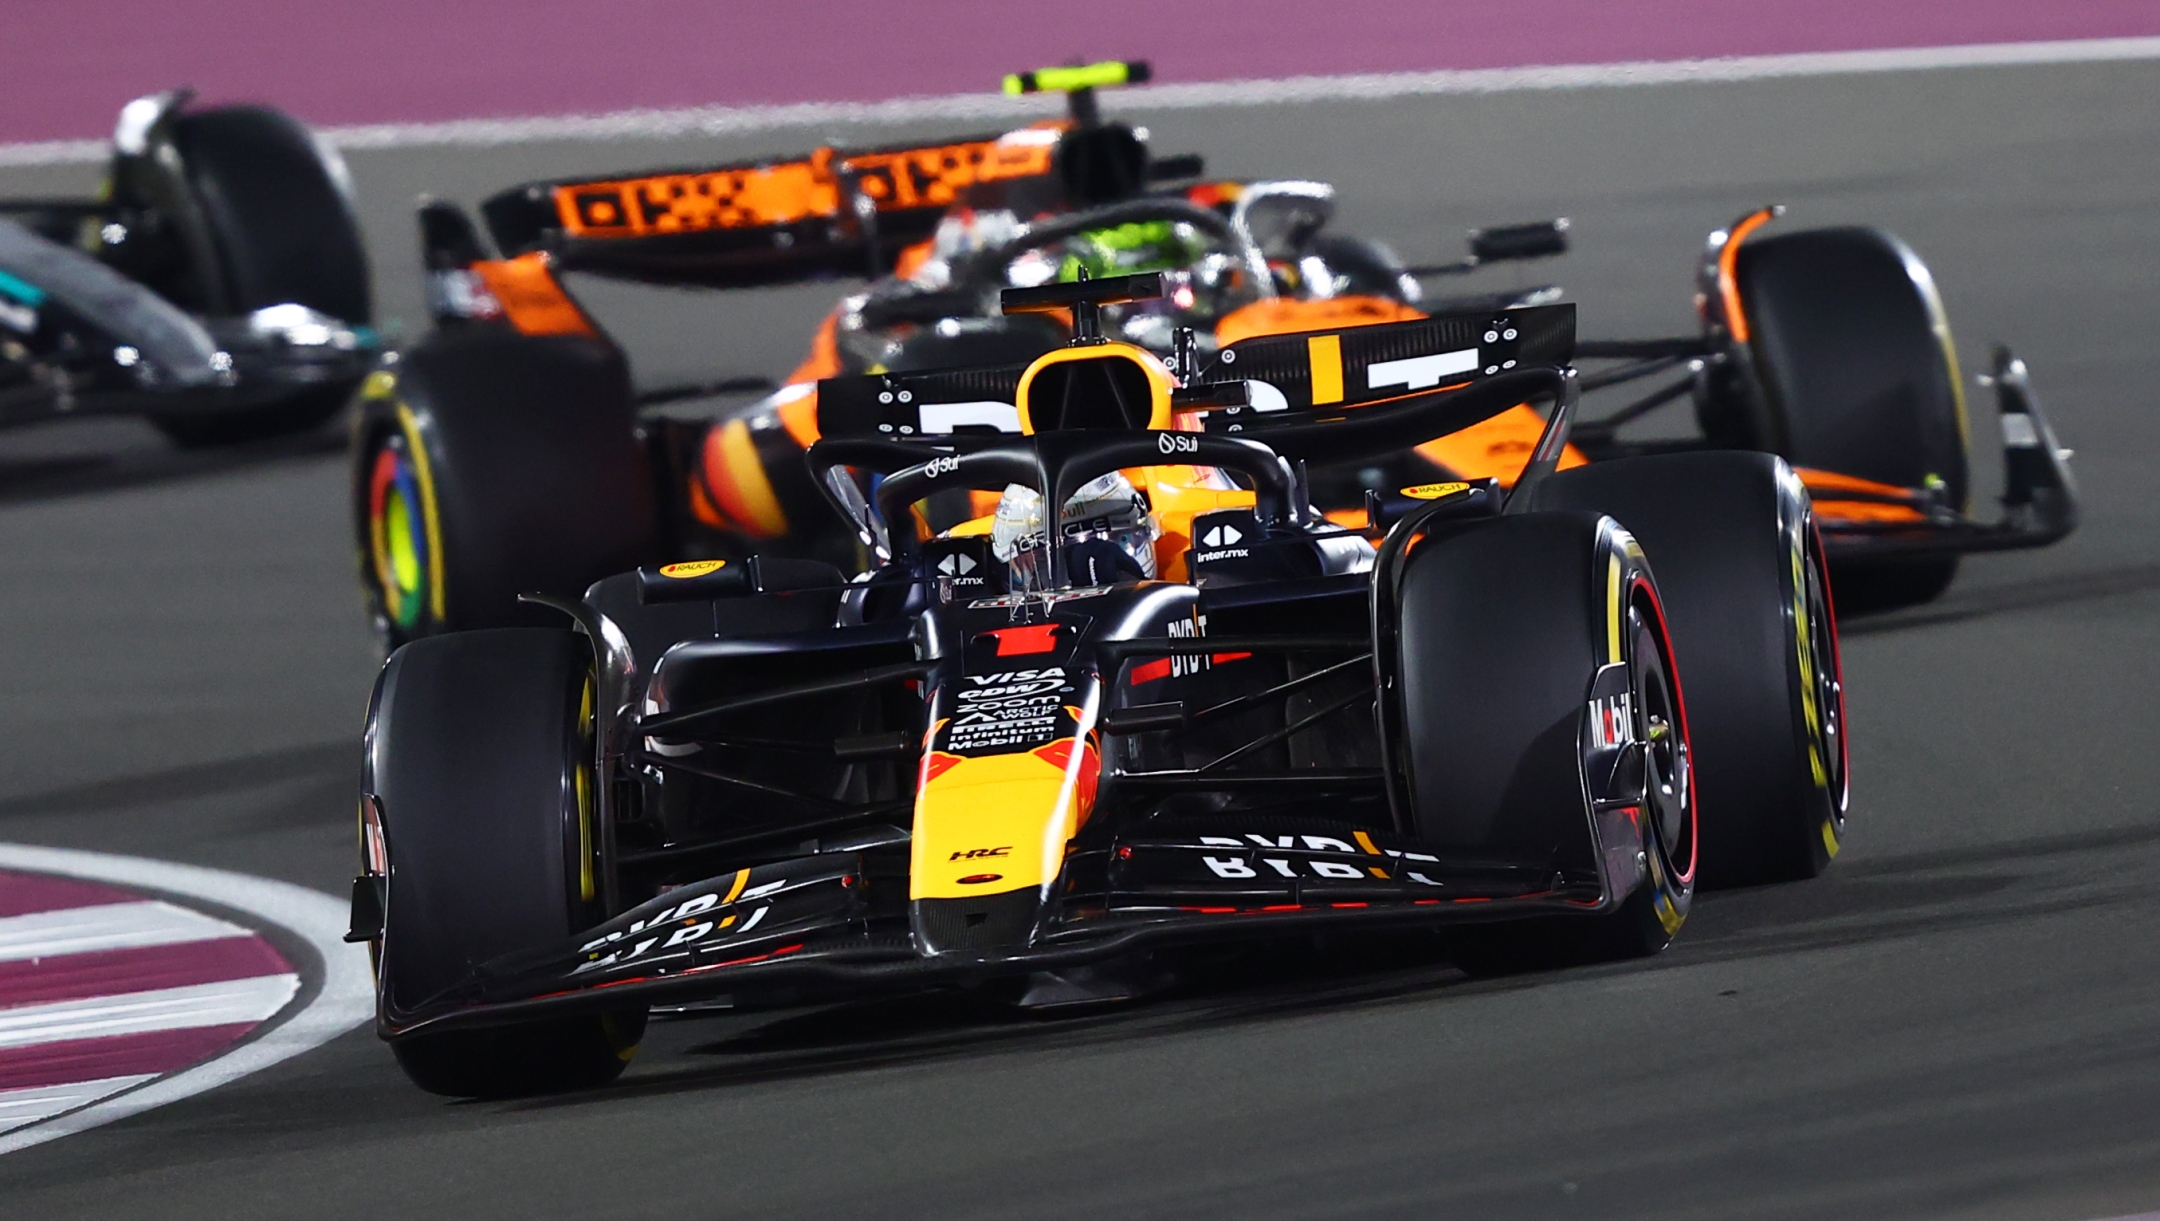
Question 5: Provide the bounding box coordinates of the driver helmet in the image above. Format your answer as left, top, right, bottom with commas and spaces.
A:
1006, 219, 1261, 354
990, 472, 1158, 591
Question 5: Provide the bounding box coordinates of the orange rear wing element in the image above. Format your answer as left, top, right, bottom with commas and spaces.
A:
475, 130, 1061, 289
550, 137, 1059, 239
468, 60, 1173, 288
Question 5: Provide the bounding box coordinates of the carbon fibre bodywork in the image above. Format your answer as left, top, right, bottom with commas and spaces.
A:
377, 554, 1651, 1038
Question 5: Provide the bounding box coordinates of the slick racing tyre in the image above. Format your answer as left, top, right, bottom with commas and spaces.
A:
160, 105, 372, 327
353, 328, 661, 649
1389, 511, 1695, 970
1534, 452, 1847, 887
364, 628, 644, 1097
1738, 226, 1971, 608
136, 105, 373, 446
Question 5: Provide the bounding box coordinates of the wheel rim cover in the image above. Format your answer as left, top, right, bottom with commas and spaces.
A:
367, 442, 429, 630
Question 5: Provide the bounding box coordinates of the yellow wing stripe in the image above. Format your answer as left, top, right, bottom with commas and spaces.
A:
1307, 334, 1344, 405
1606, 551, 1624, 665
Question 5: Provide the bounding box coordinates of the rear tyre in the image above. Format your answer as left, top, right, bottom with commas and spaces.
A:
352, 328, 661, 648
1827, 556, 1958, 616
364, 628, 643, 1098
1534, 452, 1846, 887
1737, 226, 1970, 608
140, 104, 373, 447
1392, 512, 1693, 971
159, 104, 372, 325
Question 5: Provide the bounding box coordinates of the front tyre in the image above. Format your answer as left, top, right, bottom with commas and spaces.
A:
1737, 226, 1970, 609
1390, 511, 1694, 971
363, 628, 642, 1097
132, 104, 373, 447
391, 1011, 645, 1100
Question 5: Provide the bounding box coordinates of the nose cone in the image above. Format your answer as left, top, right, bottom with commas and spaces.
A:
913, 888, 1044, 956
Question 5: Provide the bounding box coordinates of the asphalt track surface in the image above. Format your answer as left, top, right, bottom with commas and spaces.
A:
1, 58, 2158, 1220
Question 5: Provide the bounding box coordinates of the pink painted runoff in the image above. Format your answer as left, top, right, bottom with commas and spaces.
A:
4, 1, 2157, 143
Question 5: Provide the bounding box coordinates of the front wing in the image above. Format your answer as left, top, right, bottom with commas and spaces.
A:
1808, 347, 2076, 560
379, 827, 1610, 1038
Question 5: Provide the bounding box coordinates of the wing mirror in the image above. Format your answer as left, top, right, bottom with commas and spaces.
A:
1471, 219, 1570, 263
1410, 218, 1570, 277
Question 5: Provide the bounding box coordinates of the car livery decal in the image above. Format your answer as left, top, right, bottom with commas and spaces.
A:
554, 133, 1058, 240
910, 661, 1102, 903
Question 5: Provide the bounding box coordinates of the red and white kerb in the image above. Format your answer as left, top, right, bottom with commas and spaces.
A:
0, 869, 298, 1138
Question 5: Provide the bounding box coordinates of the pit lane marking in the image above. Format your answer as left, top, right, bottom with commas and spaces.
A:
0, 844, 371, 1156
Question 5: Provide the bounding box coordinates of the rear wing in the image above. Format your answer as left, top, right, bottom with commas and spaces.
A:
469, 60, 1193, 291
813, 303, 1577, 439
1190, 303, 1575, 427
477, 129, 1064, 289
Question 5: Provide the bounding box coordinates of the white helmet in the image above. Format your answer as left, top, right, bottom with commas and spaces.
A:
990, 473, 1158, 591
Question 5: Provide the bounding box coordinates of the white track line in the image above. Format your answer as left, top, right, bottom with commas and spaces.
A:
0, 901, 250, 963
0, 975, 298, 1050
0, 1076, 154, 1134
0, 844, 372, 1157
4, 34, 2158, 168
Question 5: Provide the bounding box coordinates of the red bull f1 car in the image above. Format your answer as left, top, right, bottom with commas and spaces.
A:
353, 273, 1850, 1097
2, 91, 376, 445
351, 60, 2074, 654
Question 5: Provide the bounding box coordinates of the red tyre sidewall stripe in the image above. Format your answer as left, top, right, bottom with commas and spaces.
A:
1811, 520, 1851, 809
1634, 573, 1698, 889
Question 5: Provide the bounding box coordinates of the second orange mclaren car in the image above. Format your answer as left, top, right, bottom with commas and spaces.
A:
350, 60, 2075, 649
